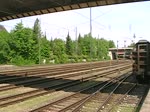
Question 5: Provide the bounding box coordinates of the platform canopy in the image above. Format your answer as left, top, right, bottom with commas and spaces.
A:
0, 0, 145, 22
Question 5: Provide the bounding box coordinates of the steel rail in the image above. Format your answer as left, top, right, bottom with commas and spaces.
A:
0, 65, 128, 107
71, 72, 131, 112
0, 63, 131, 92
0, 60, 121, 76
107, 84, 137, 112
30, 70, 131, 112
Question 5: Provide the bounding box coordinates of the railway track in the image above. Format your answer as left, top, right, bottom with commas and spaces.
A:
29, 71, 130, 112
0, 64, 131, 108
0, 62, 131, 92
0, 61, 126, 88
0, 61, 121, 76
109, 84, 148, 112
63, 77, 148, 112
3, 60, 148, 112
0, 61, 132, 112
28, 73, 148, 112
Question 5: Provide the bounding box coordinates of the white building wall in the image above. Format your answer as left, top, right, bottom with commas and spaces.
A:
108, 51, 113, 60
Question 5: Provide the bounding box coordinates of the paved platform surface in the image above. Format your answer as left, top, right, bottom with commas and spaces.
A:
140, 87, 150, 112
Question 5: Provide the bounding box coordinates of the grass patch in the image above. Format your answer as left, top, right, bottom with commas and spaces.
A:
0, 90, 73, 112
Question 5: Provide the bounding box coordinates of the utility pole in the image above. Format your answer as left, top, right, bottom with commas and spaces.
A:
90, 8, 92, 36
90, 7, 92, 71
117, 40, 119, 63
38, 33, 41, 65
124, 40, 126, 48
98, 34, 99, 58
75, 27, 78, 55
38, 19, 41, 65
90, 7, 92, 60
133, 33, 136, 44
124, 40, 126, 60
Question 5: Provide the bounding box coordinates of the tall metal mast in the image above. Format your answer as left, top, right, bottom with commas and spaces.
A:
90, 8, 92, 36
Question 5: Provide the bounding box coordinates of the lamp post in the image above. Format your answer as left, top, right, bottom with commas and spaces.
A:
124, 40, 126, 60
38, 29, 41, 65
117, 40, 119, 63
90, 7, 93, 72
90, 8, 92, 36
75, 27, 78, 55
90, 7, 92, 62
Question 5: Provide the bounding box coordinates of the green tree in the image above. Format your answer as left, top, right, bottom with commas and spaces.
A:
40, 37, 51, 63
97, 38, 109, 60
108, 40, 116, 48
77, 34, 82, 56
0, 31, 11, 64
53, 39, 68, 63
91, 37, 97, 59
81, 34, 91, 56
128, 42, 135, 47
66, 33, 73, 56
10, 22, 36, 65
33, 18, 42, 64
33, 18, 41, 42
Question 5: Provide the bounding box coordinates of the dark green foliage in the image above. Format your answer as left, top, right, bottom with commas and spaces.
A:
0, 31, 11, 64
128, 42, 135, 48
0, 19, 115, 65
33, 18, 41, 43
77, 34, 83, 56
53, 38, 68, 64
9, 22, 37, 65
66, 33, 73, 56
33, 18, 41, 64
108, 40, 116, 48
97, 38, 109, 60
40, 37, 51, 60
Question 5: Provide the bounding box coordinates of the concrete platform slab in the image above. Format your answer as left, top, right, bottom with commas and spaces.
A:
140, 87, 150, 112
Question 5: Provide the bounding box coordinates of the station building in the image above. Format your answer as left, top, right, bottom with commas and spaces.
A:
108, 48, 133, 60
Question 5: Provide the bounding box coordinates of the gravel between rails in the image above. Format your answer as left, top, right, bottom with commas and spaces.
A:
0, 61, 132, 112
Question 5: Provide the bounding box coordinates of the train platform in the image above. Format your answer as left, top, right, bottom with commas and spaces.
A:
140, 86, 150, 112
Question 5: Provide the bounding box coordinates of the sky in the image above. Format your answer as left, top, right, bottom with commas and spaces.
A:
0, 1, 150, 47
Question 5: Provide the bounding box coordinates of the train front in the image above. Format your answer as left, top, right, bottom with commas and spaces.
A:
132, 40, 150, 83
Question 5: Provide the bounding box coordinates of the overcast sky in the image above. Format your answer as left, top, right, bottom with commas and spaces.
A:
0, 1, 150, 47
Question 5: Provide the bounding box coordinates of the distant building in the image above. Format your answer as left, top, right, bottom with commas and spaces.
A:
0, 25, 7, 32
109, 47, 133, 60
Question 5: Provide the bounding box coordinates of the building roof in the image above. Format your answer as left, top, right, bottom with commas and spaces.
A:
136, 39, 150, 44
109, 47, 133, 51
0, 0, 145, 22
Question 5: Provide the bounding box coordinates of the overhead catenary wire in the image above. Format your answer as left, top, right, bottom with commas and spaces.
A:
1, 10, 106, 40
72, 10, 106, 29
0, 0, 112, 41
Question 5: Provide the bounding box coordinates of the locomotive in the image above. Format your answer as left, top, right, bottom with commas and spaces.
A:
132, 40, 150, 82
